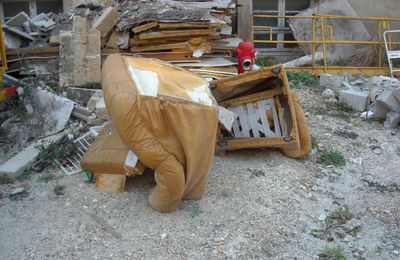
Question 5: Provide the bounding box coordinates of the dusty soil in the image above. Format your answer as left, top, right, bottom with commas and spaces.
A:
1, 88, 399, 259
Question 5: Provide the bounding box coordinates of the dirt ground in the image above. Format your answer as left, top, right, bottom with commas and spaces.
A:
0, 88, 399, 259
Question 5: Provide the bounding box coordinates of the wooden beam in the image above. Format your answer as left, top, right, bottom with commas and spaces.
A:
138, 29, 216, 40
131, 22, 159, 33
237, 0, 253, 41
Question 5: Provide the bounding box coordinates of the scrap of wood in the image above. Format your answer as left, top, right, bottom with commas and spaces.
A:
220, 88, 284, 107
158, 22, 226, 30
274, 96, 288, 137
137, 52, 199, 62
129, 33, 221, 46
138, 29, 216, 40
131, 38, 211, 53
90, 214, 122, 239
131, 21, 159, 33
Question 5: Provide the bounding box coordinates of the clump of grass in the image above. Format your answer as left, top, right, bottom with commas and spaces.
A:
255, 58, 277, 67
336, 102, 355, 113
326, 206, 354, 226
311, 135, 318, 149
0, 174, 14, 185
318, 150, 346, 166
184, 201, 202, 218
319, 245, 347, 260
220, 190, 230, 199
38, 173, 63, 183
53, 185, 65, 195
287, 70, 318, 89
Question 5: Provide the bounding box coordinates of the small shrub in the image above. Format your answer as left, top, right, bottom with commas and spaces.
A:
183, 201, 202, 218
326, 206, 354, 226
53, 185, 65, 195
319, 245, 347, 260
336, 102, 355, 113
287, 70, 318, 89
318, 150, 346, 166
255, 58, 277, 67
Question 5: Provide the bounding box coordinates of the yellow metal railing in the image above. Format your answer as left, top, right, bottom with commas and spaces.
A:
0, 21, 7, 86
252, 14, 400, 76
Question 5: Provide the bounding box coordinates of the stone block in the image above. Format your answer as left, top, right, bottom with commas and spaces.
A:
373, 101, 391, 119
338, 89, 369, 112
92, 7, 120, 37
393, 88, 400, 101
87, 29, 100, 56
376, 89, 400, 113
86, 56, 101, 83
49, 35, 60, 46
73, 16, 88, 44
384, 111, 400, 128
319, 74, 332, 87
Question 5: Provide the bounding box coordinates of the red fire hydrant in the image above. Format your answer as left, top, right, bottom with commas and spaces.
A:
236, 40, 257, 74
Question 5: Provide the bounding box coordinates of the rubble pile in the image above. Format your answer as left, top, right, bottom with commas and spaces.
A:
320, 74, 400, 128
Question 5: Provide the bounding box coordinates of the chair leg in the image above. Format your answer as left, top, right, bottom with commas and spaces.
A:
95, 173, 126, 192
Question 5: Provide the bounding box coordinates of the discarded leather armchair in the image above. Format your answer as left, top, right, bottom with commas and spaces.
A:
101, 54, 219, 213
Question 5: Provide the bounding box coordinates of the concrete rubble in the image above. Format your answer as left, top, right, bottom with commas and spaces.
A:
320, 74, 400, 128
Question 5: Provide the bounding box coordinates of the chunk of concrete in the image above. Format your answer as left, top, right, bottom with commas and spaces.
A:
87, 92, 110, 121
319, 74, 332, 87
5, 12, 29, 27
373, 101, 391, 119
30, 13, 56, 32
92, 7, 120, 37
384, 111, 400, 128
0, 132, 65, 178
376, 89, 400, 113
393, 88, 400, 101
322, 88, 335, 99
66, 87, 102, 105
339, 89, 369, 112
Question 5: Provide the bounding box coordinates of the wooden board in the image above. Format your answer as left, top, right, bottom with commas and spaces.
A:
138, 29, 216, 40
131, 42, 189, 52
158, 22, 226, 30
137, 52, 199, 62
131, 22, 159, 33
175, 57, 236, 67
130, 34, 221, 46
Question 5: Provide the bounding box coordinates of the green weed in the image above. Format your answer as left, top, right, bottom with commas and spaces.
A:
318, 150, 346, 166
326, 206, 354, 226
319, 245, 347, 260
53, 185, 65, 195
287, 70, 318, 89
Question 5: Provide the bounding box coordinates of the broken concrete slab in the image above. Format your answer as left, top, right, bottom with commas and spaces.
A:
288, 0, 371, 62
30, 13, 56, 32
339, 89, 369, 112
322, 88, 335, 99
3, 25, 35, 41
3, 32, 23, 49
0, 132, 65, 178
33, 89, 75, 135
376, 89, 400, 113
66, 87, 102, 105
373, 101, 391, 119
283, 52, 323, 68
5, 12, 29, 27
92, 7, 121, 38
384, 111, 400, 128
